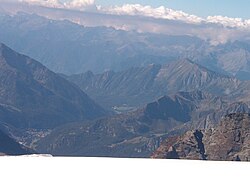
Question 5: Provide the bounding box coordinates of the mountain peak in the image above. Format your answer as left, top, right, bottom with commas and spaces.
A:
174, 58, 210, 71
0, 43, 107, 129
177, 58, 195, 65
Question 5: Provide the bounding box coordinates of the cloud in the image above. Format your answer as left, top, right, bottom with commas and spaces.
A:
18, 0, 96, 10
99, 4, 203, 24
67, 0, 95, 7
15, 1, 250, 29
207, 16, 250, 28
64, 0, 96, 10
18, 0, 62, 8
100, 4, 250, 29
2, 1, 250, 44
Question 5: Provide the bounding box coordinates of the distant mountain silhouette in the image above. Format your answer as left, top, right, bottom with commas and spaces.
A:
1, 13, 250, 80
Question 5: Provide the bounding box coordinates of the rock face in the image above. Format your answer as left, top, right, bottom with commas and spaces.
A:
152, 113, 250, 161
0, 43, 106, 129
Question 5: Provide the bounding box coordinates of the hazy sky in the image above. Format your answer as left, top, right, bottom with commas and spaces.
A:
95, 0, 250, 19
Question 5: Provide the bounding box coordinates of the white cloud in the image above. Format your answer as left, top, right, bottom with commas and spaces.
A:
3, 1, 250, 44
19, 0, 96, 10
16, 1, 250, 29
66, 0, 95, 7
64, 0, 96, 10
207, 16, 250, 28
99, 4, 204, 24
19, 0, 63, 8
100, 4, 250, 29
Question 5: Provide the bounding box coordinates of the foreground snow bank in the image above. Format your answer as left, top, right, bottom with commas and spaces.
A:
20, 154, 53, 157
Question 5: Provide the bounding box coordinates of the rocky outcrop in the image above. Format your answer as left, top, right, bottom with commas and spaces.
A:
152, 113, 250, 161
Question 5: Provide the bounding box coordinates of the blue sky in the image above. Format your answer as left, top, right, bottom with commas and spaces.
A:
95, 0, 250, 19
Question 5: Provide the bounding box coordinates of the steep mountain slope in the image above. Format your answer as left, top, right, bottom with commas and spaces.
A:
66, 59, 243, 109
0, 124, 32, 155
152, 113, 250, 161
0, 43, 106, 129
35, 91, 250, 157
0, 103, 27, 128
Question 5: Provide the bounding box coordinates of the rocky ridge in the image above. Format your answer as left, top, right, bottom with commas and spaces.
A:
152, 113, 250, 161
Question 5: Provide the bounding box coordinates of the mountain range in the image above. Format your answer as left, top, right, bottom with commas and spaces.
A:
0, 41, 108, 146
1, 42, 250, 159
65, 59, 249, 110
35, 90, 250, 158
0, 43, 106, 130
0, 12, 250, 80
0, 42, 108, 155
0, 11, 250, 160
